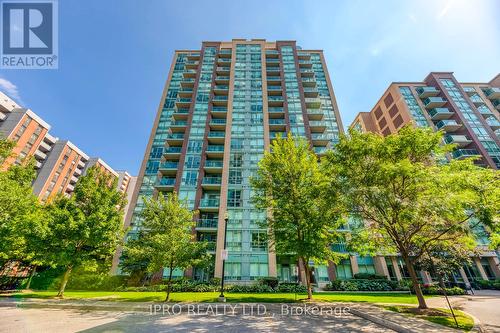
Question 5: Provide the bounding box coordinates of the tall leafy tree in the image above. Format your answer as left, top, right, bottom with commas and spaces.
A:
43, 166, 126, 297
0, 138, 43, 268
323, 126, 499, 309
251, 134, 344, 300
121, 193, 209, 302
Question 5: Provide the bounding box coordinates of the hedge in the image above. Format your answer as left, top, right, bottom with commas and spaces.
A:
325, 279, 407, 292
477, 279, 500, 290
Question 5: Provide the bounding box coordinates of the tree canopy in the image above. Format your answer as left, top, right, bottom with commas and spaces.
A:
323, 126, 500, 309
251, 134, 344, 299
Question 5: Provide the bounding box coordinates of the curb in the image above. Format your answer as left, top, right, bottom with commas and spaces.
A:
348, 307, 414, 333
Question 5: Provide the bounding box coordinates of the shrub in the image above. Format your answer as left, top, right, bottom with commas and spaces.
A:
353, 273, 387, 280
259, 277, 279, 289
324, 279, 408, 291
277, 282, 307, 293
421, 285, 465, 295
477, 279, 500, 290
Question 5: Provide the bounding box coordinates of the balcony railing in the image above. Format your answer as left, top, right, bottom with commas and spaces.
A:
205, 160, 223, 168
212, 107, 227, 112
165, 147, 182, 154
210, 119, 226, 125
427, 107, 453, 120
213, 95, 228, 101
423, 97, 446, 108
199, 199, 220, 208
451, 149, 480, 159
208, 132, 225, 139
269, 119, 286, 125
167, 133, 185, 139
202, 177, 222, 185
157, 178, 175, 186
435, 119, 461, 131
159, 162, 178, 169
207, 145, 224, 152
484, 87, 500, 99
196, 219, 218, 228
416, 86, 440, 98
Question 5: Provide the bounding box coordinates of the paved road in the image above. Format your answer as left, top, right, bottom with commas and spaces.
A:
427, 290, 500, 332
0, 306, 392, 333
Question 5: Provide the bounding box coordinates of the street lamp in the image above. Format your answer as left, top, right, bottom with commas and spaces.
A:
218, 211, 229, 302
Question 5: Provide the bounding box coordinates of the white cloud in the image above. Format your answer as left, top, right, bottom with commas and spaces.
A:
0, 77, 23, 104
437, 0, 453, 20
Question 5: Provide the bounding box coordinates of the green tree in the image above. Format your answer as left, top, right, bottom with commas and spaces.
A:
323, 126, 499, 309
251, 134, 344, 300
0, 138, 43, 269
43, 166, 126, 297
122, 193, 209, 301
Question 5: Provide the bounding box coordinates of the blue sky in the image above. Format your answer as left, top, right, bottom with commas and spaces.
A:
1, 0, 499, 174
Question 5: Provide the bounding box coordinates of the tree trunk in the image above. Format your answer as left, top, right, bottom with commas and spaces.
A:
165, 264, 174, 302
302, 258, 313, 300
57, 265, 73, 298
403, 256, 427, 309
25, 266, 36, 290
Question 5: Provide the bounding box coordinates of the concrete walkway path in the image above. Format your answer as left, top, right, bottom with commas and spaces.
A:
426, 290, 500, 333
0, 298, 464, 332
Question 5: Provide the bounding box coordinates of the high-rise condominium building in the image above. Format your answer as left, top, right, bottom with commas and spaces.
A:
350, 72, 500, 169
125, 39, 343, 283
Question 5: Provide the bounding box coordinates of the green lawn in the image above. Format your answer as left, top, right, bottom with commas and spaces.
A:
6, 291, 430, 304
384, 305, 474, 331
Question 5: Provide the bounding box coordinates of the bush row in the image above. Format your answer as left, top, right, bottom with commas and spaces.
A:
325, 279, 408, 292
476, 279, 500, 290
421, 285, 465, 295
114, 281, 307, 293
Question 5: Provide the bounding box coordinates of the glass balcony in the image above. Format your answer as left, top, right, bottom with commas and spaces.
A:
216, 67, 230, 73
196, 219, 218, 229
208, 131, 225, 143
218, 58, 231, 64
215, 76, 230, 83
166, 133, 185, 144
206, 145, 224, 157
199, 199, 220, 211
159, 162, 178, 175
469, 94, 485, 105
266, 76, 281, 82
202, 176, 222, 188
444, 135, 472, 148
269, 119, 286, 130
492, 100, 500, 110
298, 59, 312, 68
268, 96, 284, 105
462, 86, 476, 95
435, 119, 462, 132
307, 109, 324, 120
171, 121, 187, 130
487, 118, 500, 130
478, 107, 494, 118
212, 95, 228, 105
214, 85, 229, 93
451, 149, 480, 159
423, 96, 446, 108
416, 86, 440, 98
301, 77, 316, 87
266, 58, 280, 63
266, 67, 281, 72
219, 49, 232, 55
270, 132, 286, 139
156, 177, 175, 190
182, 70, 197, 78
204, 160, 223, 169
311, 133, 333, 145
314, 146, 328, 155
165, 147, 182, 154
267, 86, 283, 91
297, 52, 311, 59
484, 87, 500, 99
427, 107, 454, 120
209, 119, 226, 129
175, 98, 192, 107
309, 121, 327, 132
303, 87, 319, 97
305, 97, 321, 108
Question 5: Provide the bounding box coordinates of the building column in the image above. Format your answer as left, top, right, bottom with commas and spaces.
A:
327, 260, 337, 281
473, 257, 489, 280
459, 268, 470, 285
373, 256, 390, 279
349, 255, 359, 276
391, 257, 403, 281
487, 256, 500, 278
420, 271, 433, 284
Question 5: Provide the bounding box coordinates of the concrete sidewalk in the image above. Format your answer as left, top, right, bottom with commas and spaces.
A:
0, 298, 464, 332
